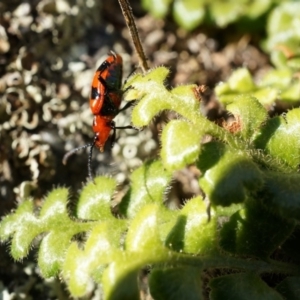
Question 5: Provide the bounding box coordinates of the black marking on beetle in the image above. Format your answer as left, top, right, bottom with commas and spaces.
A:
91, 87, 100, 100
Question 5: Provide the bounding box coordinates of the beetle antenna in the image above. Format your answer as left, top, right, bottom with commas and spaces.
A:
63, 137, 97, 181
87, 137, 97, 180
62, 144, 92, 165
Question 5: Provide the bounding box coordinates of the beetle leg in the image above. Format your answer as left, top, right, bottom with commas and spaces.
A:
118, 100, 135, 112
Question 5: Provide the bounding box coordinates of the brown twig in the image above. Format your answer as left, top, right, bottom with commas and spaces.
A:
118, 0, 149, 72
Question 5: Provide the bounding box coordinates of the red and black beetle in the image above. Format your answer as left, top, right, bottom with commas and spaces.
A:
63, 51, 134, 179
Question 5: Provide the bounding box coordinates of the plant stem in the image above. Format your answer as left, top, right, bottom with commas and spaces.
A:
193, 113, 293, 173
172, 253, 300, 275
118, 0, 149, 72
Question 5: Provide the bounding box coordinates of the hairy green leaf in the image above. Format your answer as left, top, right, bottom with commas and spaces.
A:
0, 188, 91, 275
63, 221, 125, 297
173, 0, 205, 30
161, 120, 202, 170
120, 160, 172, 219
265, 2, 300, 54
166, 196, 218, 254
276, 277, 300, 300
102, 256, 140, 300
127, 67, 200, 127
77, 176, 117, 220
142, 0, 172, 18
254, 108, 300, 170
210, 2, 242, 28
263, 172, 300, 221
210, 273, 284, 300
226, 95, 268, 139
197, 142, 264, 206
219, 200, 294, 259
149, 267, 203, 300
126, 204, 166, 256
103, 204, 169, 300
216, 68, 278, 106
